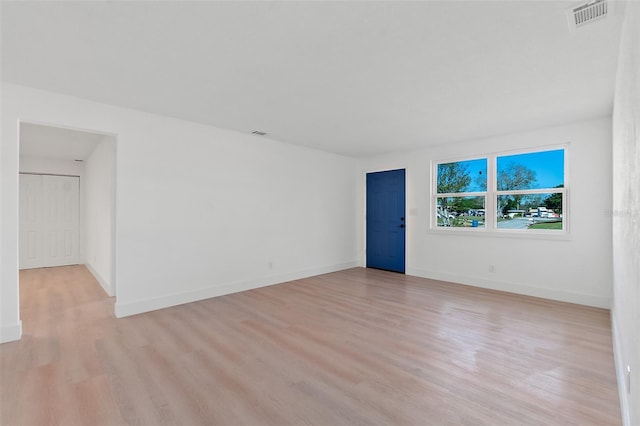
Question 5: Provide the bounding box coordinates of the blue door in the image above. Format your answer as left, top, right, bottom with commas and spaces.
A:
366, 169, 406, 273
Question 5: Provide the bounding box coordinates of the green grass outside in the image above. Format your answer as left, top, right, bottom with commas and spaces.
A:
528, 221, 563, 230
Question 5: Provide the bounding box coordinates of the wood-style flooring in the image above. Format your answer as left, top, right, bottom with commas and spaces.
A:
1, 265, 621, 425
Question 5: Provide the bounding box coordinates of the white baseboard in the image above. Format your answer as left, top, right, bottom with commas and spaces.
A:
85, 262, 113, 297
114, 261, 359, 318
406, 267, 611, 309
611, 311, 631, 426
0, 321, 22, 343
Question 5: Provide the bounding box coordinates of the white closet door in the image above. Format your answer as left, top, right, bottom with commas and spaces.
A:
19, 174, 80, 269
19, 174, 45, 269
43, 175, 80, 267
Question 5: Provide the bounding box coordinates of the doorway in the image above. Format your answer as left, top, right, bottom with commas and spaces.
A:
366, 169, 406, 273
18, 122, 117, 297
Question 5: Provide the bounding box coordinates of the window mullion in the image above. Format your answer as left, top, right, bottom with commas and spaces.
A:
496, 188, 566, 196
486, 155, 497, 230
437, 192, 486, 198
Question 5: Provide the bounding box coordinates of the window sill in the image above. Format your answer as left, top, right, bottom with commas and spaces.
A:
427, 227, 571, 241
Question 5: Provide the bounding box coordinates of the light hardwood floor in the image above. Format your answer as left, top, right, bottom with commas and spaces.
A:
1, 265, 621, 425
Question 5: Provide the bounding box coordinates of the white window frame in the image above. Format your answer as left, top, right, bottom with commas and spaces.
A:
431, 144, 569, 239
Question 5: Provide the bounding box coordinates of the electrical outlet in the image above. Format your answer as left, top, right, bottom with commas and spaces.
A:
489, 265, 496, 273
268, 261, 273, 270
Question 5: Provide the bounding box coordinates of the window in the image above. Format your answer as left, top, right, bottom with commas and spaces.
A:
436, 159, 487, 228
496, 149, 565, 231
434, 147, 566, 233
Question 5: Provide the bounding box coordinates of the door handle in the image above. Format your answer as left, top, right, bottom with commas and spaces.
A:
400, 224, 405, 228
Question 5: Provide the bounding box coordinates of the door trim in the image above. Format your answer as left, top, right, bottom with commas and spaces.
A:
20, 172, 80, 178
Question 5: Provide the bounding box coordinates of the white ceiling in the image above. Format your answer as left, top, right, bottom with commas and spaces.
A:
1, 1, 625, 157
20, 123, 105, 161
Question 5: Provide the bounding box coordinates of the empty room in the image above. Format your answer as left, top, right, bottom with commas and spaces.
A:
1, 1, 638, 425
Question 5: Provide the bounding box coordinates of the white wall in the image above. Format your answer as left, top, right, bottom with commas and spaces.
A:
357, 117, 613, 308
1, 93, 21, 342
83, 137, 116, 296
611, 2, 640, 425
1, 83, 359, 342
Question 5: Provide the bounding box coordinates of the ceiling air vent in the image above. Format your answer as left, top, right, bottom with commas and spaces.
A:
251, 130, 267, 136
567, 0, 609, 30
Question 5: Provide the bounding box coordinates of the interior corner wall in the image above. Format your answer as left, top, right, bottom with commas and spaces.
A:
0, 90, 21, 343
83, 137, 115, 296
0, 83, 358, 334
357, 117, 613, 309
611, 2, 640, 425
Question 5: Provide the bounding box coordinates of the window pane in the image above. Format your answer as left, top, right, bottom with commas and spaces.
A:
437, 159, 487, 193
497, 193, 563, 230
437, 196, 486, 228
497, 149, 564, 191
